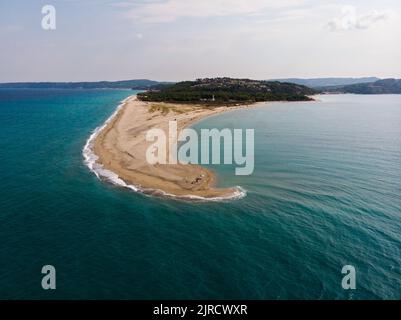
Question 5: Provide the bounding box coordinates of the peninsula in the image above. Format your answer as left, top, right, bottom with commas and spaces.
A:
89, 78, 315, 199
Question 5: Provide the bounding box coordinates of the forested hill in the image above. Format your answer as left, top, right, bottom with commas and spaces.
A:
334, 79, 401, 94
271, 77, 380, 88
0, 79, 169, 90
137, 78, 315, 103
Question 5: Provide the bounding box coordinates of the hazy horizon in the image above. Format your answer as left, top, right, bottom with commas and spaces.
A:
0, 76, 388, 84
1, 0, 400, 82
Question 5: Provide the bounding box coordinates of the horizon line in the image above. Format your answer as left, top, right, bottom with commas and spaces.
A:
1, 76, 399, 84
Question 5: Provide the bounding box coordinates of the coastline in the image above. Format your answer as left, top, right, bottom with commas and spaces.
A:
83, 95, 254, 201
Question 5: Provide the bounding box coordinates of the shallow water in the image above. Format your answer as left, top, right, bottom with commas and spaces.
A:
0, 90, 400, 299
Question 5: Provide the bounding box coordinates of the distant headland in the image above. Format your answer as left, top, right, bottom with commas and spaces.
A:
0, 79, 173, 90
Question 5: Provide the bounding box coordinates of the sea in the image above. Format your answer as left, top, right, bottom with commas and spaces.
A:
0, 89, 400, 299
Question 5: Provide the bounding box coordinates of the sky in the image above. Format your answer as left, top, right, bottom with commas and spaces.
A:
0, 0, 400, 82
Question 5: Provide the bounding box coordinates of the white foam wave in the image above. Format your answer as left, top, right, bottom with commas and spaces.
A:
82, 96, 247, 202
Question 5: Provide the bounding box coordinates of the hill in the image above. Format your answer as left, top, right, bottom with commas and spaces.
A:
137, 78, 315, 103
334, 78, 401, 94
270, 77, 380, 88
0, 79, 170, 90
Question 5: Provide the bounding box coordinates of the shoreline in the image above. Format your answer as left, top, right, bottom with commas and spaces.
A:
83, 95, 254, 201
84, 95, 318, 201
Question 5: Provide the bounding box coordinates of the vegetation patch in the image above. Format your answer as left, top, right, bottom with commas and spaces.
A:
138, 77, 315, 104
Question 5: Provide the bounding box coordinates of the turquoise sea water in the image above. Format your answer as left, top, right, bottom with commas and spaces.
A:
0, 89, 400, 299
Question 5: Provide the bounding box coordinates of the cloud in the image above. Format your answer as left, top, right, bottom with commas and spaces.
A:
121, 0, 306, 23
327, 6, 391, 31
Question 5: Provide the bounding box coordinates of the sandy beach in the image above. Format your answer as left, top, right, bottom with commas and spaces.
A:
92, 96, 253, 199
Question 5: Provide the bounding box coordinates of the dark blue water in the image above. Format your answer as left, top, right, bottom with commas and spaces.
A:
0, 90, 400, 299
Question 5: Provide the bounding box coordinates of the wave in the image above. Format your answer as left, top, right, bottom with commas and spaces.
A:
82, 96, 247, 202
